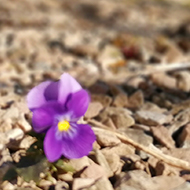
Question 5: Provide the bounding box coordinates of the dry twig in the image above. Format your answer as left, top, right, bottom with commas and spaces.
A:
104, 62, 190, 83
89, 119, 190, 171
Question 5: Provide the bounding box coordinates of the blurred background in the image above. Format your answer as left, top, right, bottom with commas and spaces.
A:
0, 0, 190, 94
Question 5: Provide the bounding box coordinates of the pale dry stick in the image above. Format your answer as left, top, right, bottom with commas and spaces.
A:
103, 62, 190, 83
89, 119, 190, 171
145, 62, 190, 74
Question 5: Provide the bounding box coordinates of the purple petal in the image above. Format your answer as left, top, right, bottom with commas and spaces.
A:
32, 101, 64, 133
61, 124, 96, 159
58, 73, 82, 105
27, 81, 52, 110
44, 81, 59, 101
67, 89, 90, 118
44, 126, 62, 162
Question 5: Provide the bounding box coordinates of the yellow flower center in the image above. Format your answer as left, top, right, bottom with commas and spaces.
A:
58, 120, 70, 131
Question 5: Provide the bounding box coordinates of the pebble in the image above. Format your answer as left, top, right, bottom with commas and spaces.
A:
80, 163, 106, 180
135, 110, 173, 126
6, 128, 24, 141
95, 150, 113, 177
16, 113, 32, 132
85, 102, 104, 119
95, 130, 121, 147
1, 181, 16, 190
72, 178, 95, 190
68, 156, 91, 172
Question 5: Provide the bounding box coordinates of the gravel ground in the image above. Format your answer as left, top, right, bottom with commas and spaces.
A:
1, 0, 190, 190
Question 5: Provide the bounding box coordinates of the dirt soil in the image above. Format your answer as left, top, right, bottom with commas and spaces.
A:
1, 0, 190, 190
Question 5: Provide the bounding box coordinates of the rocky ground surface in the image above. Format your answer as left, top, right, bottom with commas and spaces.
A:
1, 0, 190, 189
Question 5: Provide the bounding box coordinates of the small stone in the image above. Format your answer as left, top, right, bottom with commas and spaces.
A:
152, 175, 185, 190
0, 132, 9, 145
169, 108, 190, 135
91, 94, 112, 107
19, 180, 39, 189
85, 102, 104, 119
38, 179, 55, 188
80, 163, 106, 180
0, 144, 5, 154
73, 178, 95, 190
96, 130, 121, 147
103, 152, 122, 175
95, 150, 113, 177
58, 172, 73, 182
6, 128, 24, 141
151, 125, 175, 149
111, 113, 135, 128
178, 123, 190, 148
105, 107, 132, 116
0, 148, 13, 166
68, 156, 91, 172
115, 170, 185, 190
13, 100, 30, 114
2, 107, 19, 120
55, 181, 69, 190
1, 181, 16, 190
93, 177, 114, 190
165, 46, 184, 63
103, 118, 117, 130
151, 73, 177, 90
172, 182, 190, 190
155, 161, 179, 176
12, 150, 26, 163
135, 110, 173, 126
16, 113, 32, 132
0, 119, 12, 133
115, 170, 150, 190
119, 128, 153, 159
127, 76, 146, 89
164, 148, 190, 163
119, 128, 153, 147
140, 102, 167, 113
126, 90, 144, 109
93, 140, 101, 150
89, 82, 110, 95
101, 143, 135, 156
99, 107, 134, 128
112, 92, 128, 107
175, 71, 190, 92
18, 135, 36, 149
116, 185, 139, 190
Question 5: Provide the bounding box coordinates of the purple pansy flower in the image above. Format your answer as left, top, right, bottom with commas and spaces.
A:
27, 73, 96, 162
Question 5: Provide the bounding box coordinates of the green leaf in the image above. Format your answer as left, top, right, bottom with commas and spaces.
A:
16, 155, 49, 183
54, 159, 75, 173
3, 167, 17, 181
